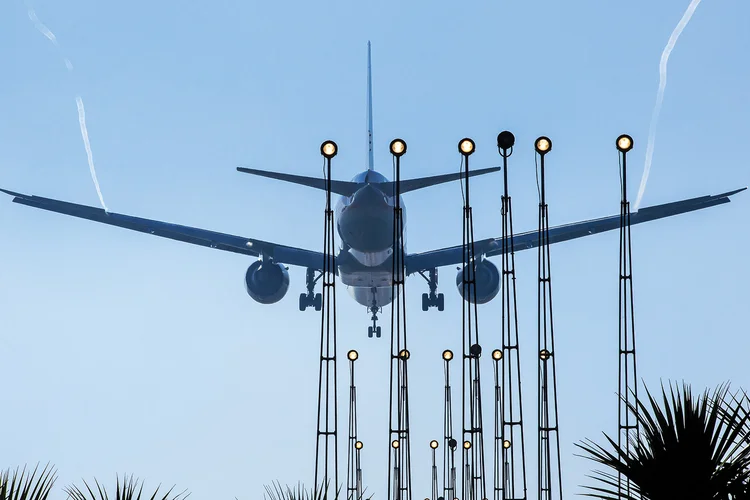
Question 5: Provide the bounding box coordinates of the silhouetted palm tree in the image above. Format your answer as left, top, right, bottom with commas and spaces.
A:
0, 463, 56, 500
577, 382, 750, 500
261, 481, 368, 500
64, 475, 189, 500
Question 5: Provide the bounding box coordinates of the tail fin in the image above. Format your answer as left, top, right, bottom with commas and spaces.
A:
367, 41, 374, 171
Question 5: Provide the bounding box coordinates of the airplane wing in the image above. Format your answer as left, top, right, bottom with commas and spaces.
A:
0, 188, 330, 270
405, 187, 746, 274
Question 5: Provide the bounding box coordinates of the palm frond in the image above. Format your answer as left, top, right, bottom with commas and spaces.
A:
0, 463, 57, 500
261, 481, 369, 500
577, 381, 750, 500
64, 474, 190, 500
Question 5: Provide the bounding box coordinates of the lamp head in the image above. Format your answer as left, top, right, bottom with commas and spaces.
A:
390, 138, 407, 157
535, 136, 552, 155
616, 134, 633, 152
497, 131, 515, 151
470, 343, 482, 357
458, 138, 476, 156
321, 140, 337, 158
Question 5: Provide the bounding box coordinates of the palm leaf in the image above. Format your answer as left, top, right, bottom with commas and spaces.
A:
64, 474, 190, 500
576, 382, 750, 500
0, 463, 56, 500
261, 481, 368, 500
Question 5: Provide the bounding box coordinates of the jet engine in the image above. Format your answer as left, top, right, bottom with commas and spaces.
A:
244, 260, 290, 304
455, 260, 501, 304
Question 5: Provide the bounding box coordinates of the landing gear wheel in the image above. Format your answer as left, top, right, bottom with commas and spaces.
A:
420, 268, 444, 312
375, 326, 381, 338
368, 326, 374, 338
299, 268, 323, 312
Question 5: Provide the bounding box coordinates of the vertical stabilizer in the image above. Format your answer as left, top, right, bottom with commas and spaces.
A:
367, 41, 374, 171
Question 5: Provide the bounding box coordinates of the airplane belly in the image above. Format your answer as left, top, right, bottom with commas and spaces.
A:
348, 248, 392, 267
347, 285, 393, 308
340, 269, 392, 288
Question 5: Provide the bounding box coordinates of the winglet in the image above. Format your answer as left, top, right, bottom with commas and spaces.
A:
0, 187, 24, 198
366, 41, 374, 172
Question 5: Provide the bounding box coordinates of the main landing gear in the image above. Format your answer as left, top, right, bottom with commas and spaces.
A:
367, 287, 381, 338
299, 268, 322, 311
420, 268, 444, 311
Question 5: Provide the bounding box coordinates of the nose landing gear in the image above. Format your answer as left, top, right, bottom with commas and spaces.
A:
420, 268, 445, 311
367, 287, 382, 338
299, 267, 323, 311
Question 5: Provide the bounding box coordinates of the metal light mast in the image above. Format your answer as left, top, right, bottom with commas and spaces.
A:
314, 140, 340, 496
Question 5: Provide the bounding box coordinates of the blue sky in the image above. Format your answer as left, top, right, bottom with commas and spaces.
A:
1, 0, 748, 498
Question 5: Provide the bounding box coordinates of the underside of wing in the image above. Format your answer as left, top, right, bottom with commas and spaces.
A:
0, 188, 330, 271
405, 187, 746, 274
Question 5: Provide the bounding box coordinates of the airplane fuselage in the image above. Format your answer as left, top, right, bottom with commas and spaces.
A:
335, 169, 404, 309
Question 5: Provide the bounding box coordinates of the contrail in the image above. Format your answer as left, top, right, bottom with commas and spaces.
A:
76, 96, 107, 211
27, 9, 57, 44
634, 0, 702, 211
25, 3, 108, 212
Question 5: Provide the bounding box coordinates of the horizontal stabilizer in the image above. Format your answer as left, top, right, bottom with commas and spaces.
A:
380, 166, 501, 194
237, 167, 360, 196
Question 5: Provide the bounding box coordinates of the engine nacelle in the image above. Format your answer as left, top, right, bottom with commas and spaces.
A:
455, 260, 501, 304
244, 261, 290, 304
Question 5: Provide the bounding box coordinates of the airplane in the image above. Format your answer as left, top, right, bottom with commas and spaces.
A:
0, 42, 746, 338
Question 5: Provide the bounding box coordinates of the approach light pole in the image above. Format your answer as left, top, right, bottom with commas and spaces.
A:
388, 138, 413, 500
314, 140, 339, 497
615, 133, 639, 500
